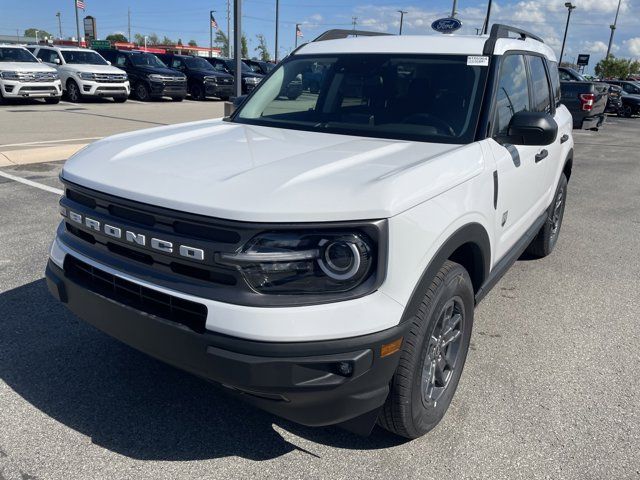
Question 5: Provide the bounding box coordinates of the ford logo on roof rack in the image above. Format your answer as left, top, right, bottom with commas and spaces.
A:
431, 17, 462, 34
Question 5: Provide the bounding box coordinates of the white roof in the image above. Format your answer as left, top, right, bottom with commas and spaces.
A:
296, 33, 557, 62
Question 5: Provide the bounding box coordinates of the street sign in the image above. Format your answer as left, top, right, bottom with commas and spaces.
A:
90, 40, 111, 49
431, 17, 463, 34
577, 54, 590, 66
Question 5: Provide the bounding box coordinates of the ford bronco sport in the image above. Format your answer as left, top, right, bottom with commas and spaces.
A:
46, 25, 574, 439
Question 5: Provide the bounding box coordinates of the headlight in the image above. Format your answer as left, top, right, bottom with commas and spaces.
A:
0, 71, 20, 80
218, 230, 379, 295
148, 74, 163, 81
204, 76, 217, 83
244, 77, 261, 85
78, 72, 95, 80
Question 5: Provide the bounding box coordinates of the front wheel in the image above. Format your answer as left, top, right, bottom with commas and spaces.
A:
526, 173, 568, 258
190, 83, 205, 101
622, 105, 634, 118
378, 260, 474, 439
135, 82, 151, 101
66, 80, 82, 103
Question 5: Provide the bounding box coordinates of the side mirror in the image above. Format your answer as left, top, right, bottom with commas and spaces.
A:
106, 60, 112, 66
53, 58, 61, 64
507, 111, 558, 146
37, 58, 43, 63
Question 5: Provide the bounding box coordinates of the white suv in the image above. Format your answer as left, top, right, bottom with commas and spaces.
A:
29, 45, 130, 103
46, 25, 574, 439
0, 45, 62, 103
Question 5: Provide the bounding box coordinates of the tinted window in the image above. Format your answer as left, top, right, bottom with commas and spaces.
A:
236, 54, 488, 145
115, 53, 128, 67
495, 54, 530, 134
61, 50, 108, 65
184, 56, 214, 70
0, 47, 38, 63
171, 58, 185, 69
548, 61, 561, 106
558, 69, 572, 81
529, 56, 551, 113
622, 83, 640, 94
130, 53, 166, 68
36, 49, 61, 64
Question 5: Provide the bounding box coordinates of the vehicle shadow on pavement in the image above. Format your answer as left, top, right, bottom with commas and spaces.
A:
0, 279, 405, 461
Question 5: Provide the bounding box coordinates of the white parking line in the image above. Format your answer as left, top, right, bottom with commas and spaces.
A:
0, 137, 101, 148
125, 100, 146, 104
0, 170, 63, 195
59, 101, 82, 107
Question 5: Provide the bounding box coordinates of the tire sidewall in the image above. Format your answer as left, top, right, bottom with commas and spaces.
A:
409, 264, 474, 435
136, 82, 150, 101
67, 80, 81, 102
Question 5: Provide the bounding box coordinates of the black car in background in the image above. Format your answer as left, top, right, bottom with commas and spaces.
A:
602, 83, 623, 115
156, 54, 234, 101
243, 59, 275, 76
204, 57, 264, 94
603, 80, 640, 117
96, 49, 187, 101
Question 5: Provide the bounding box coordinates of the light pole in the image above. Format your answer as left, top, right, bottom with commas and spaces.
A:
35, 29, 40, 44
56, 12, 63, 39
559, 2, 576, 64
451, 0, 458, 18
398, 10, 407, 35
606, 0, 622, 59
144, 35, 148, 50
74, 0, 81, 46
275, 0, 279, 63
210, 9, 216, 58
482, 0, 493, 34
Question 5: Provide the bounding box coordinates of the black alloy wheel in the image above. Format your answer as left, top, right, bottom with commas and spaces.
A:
66, 80, 82, 102
135, 82, 150, 101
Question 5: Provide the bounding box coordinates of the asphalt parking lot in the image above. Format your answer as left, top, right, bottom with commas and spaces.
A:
0, 102, 639, 479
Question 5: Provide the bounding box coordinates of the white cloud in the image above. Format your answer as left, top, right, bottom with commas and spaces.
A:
581, 40, 609, 54
624, 37, 640, 56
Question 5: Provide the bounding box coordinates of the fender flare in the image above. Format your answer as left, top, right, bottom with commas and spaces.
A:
399, 223, 491, 323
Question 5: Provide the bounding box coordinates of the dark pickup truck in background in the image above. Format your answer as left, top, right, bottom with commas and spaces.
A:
559, 66, 608, 130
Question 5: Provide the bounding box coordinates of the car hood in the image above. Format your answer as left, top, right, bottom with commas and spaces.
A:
0, 62, 56, 73
62, 64, 126, 75
62, 120, 483, 222
135, 65, 184, 77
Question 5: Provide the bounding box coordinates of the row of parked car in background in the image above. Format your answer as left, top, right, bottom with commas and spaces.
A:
559, 65, 640, 130
0, 43, 276, 104
3, 42, 640, 128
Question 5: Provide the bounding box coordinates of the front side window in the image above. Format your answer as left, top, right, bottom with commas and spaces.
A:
494, 54, 530, 134
529, 56, 551, 113
61, 50, 108, 65
234, 54, 488, 144
115, 53, 128, 67
0, 47, 38, 63
36, 49, 61, 64
130, 53, 166, 68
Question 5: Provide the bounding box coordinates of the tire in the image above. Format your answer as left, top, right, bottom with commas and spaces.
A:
190, 83, 205, 101
525, 173, 568, 258
171, 96, 184, 102
622, 105, 633, 118
0, 89, 6, 105
112, 96, 128, 103
378, 260, 474, 439
44, 97, 60, 104
66, 80, 82, 103
134, 82, 151, 101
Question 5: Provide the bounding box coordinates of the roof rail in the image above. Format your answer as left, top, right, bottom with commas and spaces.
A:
483, 23, 544, 55
312, 29, 393, 42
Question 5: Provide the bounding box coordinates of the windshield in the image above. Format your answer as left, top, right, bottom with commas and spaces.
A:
224, 59, 252, 73
234, 54, 488, 144
130, 53, 167, 68
0, 47, 38, 63
61, 50, 108, 65
184, 56, 214, 70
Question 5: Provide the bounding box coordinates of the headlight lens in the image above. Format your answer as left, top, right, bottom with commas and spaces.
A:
148, 74, 163, 81
0, 71, 20, 80
244, 76, 261, 85
78, 72, 95, 80
218, 231, 376, 294
204, 76, 218, 83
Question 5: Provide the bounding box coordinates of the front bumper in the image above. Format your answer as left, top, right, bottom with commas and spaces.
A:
1, 80, 62, 98
46, 258, 405, 428
204, 82, 234, 98
79, 80, 130, 97
148, 80, 187, 98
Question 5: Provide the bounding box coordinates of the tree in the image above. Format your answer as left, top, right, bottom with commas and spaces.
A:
595, 55, 640, 79
106, 33, 128, 43
188, 39, 197, 47
214, 30, 229, 57
161, 35, 174, 45
241, 33, 248, 58
25, 28, 53, 40
255, 34, 270, 62
177, 38, 183, 46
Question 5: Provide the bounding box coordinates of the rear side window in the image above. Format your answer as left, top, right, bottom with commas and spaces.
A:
547, 61, 561, 107
494, 54, 530, 135
529, 56, 551, 113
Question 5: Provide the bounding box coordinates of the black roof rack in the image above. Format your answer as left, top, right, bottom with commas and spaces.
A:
312, 29, 393, 42
483, 23, 544, 55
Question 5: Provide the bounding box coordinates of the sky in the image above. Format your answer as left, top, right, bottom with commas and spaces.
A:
1, 0, 639, 72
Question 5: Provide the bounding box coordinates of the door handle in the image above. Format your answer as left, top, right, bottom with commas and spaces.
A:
560, 134, 569, 144
535, 149, 548, 163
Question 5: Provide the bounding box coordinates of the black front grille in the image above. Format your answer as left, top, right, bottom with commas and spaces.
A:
65, 255, 208, 333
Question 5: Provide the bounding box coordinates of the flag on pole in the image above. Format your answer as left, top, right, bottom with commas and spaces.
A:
296, 24, 303, 38
76, 0, 86, 10
210, 12, 218, 29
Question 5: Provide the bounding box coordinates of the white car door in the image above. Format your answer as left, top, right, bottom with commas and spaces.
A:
486, 53, 551, 261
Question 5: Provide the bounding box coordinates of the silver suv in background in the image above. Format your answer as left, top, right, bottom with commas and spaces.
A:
28, 45, 130, 103
0, 45, 61, 104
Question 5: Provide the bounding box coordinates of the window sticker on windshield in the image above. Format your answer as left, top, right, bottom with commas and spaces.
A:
467, 56, 489, 66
